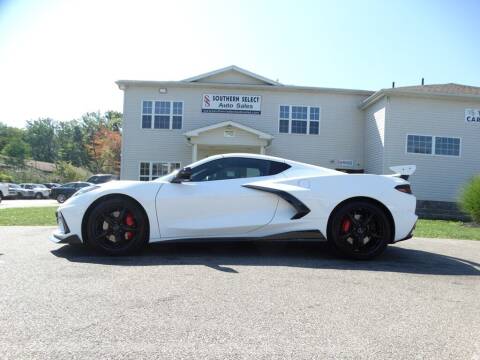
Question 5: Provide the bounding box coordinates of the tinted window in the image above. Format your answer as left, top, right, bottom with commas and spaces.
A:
269, 161, 291, 175
190, 158, 290, 182
62, 183, 75, 188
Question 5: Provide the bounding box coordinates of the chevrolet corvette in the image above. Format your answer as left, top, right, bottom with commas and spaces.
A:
50, 154, 417, 259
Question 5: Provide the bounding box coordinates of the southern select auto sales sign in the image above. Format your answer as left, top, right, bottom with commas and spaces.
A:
202, 94, 261, 114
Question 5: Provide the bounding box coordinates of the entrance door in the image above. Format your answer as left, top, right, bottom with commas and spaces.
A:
198, 145, 260, 160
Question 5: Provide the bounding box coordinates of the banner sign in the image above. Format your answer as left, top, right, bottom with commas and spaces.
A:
202, 94, 261, 114
465, 109, 480, 123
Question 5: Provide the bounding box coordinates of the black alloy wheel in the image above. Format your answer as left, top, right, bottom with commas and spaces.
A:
86, 198, 148, 255
329, 201, 392, 260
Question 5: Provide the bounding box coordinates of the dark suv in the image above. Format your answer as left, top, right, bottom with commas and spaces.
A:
51, 182, 93, 203
86, 174, 118, 184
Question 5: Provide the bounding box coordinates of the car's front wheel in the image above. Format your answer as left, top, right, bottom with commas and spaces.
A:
56, 194, 66, 203
35, 192, 43, 199
85, 197, 148, 255
328, 201, 392, 260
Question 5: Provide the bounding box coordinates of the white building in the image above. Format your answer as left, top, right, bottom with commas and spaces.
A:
117, 66, 480, 218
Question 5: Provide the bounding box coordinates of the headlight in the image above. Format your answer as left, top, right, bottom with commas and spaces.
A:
73, 185, 100, 197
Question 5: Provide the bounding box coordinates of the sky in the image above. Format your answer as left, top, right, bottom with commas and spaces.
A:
0, 0, 479, 127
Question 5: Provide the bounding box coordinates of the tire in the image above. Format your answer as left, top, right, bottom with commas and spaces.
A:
0, 192, 3, 203
85, 197, 148, 255
35, 192, 43, 199
328, 201, 392, 260
56, 194, 66, 203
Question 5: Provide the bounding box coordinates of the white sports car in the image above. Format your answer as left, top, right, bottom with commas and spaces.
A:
50, 154, 417, 259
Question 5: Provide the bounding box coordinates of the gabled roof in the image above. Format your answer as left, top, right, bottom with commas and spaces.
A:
361, 82, 480, 109
182, 65, 282, 86
184, 121, 273, 140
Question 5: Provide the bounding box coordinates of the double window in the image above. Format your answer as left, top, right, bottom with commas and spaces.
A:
279, 105, 320, 135
139, 161, 181, 181
406, 135, 460, 157
142, 101, 183, 129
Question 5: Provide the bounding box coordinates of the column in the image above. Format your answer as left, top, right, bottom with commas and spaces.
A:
192, 143, 198, 162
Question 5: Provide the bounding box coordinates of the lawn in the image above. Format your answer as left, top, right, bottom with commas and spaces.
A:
0, 207, 479, 240
415, 219, 480, 240
0, 206, 57, 226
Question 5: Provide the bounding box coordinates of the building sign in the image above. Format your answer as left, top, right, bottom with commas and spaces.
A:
465, 109, 480, 123
202, 94, 261, 114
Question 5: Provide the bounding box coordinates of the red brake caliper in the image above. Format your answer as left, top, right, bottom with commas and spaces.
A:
341, 217, 351, 233
124, 213, 136, 240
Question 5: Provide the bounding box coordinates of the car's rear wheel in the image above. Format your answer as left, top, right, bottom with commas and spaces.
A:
0, 192, 3, 203
35, 192, 43, 199
328, 201, 392, 260
85, 198, 148, 255
56, 194, 66, 203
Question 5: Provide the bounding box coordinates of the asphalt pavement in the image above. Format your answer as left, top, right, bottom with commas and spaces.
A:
0, 226, 479, 359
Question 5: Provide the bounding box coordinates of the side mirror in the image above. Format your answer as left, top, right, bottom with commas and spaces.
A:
171, 167, 192, 183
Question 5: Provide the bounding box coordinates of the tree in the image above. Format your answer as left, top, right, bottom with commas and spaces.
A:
0, 122, 24, 153
24, 118, 57, 162
2, 138, 30, 166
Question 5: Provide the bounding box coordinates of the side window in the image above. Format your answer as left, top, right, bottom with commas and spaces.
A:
190, 158, 288, 182
268, 161, 291, 175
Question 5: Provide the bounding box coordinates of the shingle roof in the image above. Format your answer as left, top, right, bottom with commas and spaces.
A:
360, 82, 480, 109
390, 83, 480, 96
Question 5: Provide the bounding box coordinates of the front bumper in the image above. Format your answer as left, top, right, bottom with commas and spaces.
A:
49, 210, 82, 245
49, 230, 82, 244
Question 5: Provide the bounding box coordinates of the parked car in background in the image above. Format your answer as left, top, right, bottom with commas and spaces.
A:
7, 183, 35, 199
51, 182, 93, 203
0, 183, 8, 202
20, 183, 51, 199
86, 174, 118, 184
44, 183, 61, 189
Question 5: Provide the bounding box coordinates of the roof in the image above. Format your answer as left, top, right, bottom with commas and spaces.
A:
184, 121, 273, 140
116, 66, 374, 96
361, 83, 480, 109
183, 65, 282, 86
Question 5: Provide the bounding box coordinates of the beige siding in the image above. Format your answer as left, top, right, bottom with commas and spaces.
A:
364, 98, 387, 174
120, 85, 367, 180
384, 96, 480, 201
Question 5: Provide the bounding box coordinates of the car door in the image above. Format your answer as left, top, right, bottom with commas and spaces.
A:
156, 157, 287, 239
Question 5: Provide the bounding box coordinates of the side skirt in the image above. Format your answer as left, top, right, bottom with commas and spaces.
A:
151, 230, 327, 244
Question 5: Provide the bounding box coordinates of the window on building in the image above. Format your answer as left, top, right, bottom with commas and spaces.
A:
407, 135, 433, 154
434, 137, 460, 156
279, 105, 320, 135
142, 101, 152, 129
407, 135, 460, 157
139, 161, 181, 181
279, 106, 289, 133
142, 101, 183, 129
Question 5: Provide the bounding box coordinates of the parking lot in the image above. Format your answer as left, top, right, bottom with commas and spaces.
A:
0, 226, 479, 359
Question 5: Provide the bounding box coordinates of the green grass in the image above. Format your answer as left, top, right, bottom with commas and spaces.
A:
415, 219, 480, 240
0, 206, 57, 226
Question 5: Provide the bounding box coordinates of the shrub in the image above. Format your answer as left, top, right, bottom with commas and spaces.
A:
54, 161, 91, 182
460, 176, 480, 223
